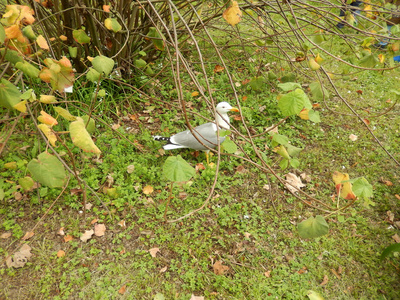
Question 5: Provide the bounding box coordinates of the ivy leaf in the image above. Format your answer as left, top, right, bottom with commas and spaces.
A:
278, 88, 312, 116
147, 27, 165, 51
0, 79, 21, 109
27, 152, 66, 188
309, 81, 329, 101
54, 106, 76, 121
15, 61, 40, 78
352, 177, 373, 198
298, 215, 329, 239
104, 18, 122, 33
162, 155, 195, 182
381, 243, 400, 259
249, 76, 265, 91
272, 133, 289, 145
69, 117, 101, 154
308, 109, 321, 123
39, 57, 74, 93
332, 171, 356, 200
222, 136, 237, 154
278, 82, 302, 92
86, 67, 101, 83
72, 29, 91, 44
222, 0, 242, 26
92, 55, 114, 77
359, 54, 379, 68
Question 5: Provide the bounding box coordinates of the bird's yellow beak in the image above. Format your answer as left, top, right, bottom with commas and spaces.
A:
230, 107, 239, 112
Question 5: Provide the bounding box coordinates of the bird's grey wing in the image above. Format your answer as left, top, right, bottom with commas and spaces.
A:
171, 123, 226, 150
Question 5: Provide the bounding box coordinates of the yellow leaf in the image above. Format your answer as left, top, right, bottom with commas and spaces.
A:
191, 91, 199, 97
332, 171, 356, 200
222, 1, 242, 26
69, 117, 101, 154
38, 124, 57, 147
378, 54, 385, 63
39, 95, 57, 104
38, 110, 58, 126
54, 106, 76, 121
315, 53, 323, 64
36, 35, 49, 50
309, 58, 320, 70
13, 100, 27, 113
299, 108, 309, 120
143, 185, 154, 195
59, 35, 67, 41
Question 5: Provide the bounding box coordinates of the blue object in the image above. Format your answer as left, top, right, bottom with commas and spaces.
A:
394, 56, 400, 62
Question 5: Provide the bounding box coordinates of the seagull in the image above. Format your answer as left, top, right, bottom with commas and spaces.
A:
154, 102, 239, 164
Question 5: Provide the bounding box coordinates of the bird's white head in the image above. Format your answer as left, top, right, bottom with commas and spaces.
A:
215, 102, 239, 129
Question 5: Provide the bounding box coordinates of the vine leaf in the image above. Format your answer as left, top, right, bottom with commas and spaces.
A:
27, 152, 67, 188
69, 117, 101, 154
91, 55, 114, 77
0, 79, 21, 109
222, 1, 242, 26
298, 215, 329, 239
332, 171, 356, 200
162, 155, 195, 182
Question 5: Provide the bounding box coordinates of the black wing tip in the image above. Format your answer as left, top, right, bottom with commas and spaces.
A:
153, 135, 171, 143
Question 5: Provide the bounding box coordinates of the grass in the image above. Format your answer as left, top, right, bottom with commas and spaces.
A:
1, 4, 400, 300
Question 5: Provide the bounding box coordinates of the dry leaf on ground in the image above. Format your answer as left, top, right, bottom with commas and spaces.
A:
64, 234, 73, 242
57, 227, 65, 236
349, 134, 358, 141
143, 185, 154, 195
392, 234, 400, 243
94, 223, 106, 237
118, 284, 127, 295
80, 230, 94, 242
22, 231, 34, 240
285, 173, 305, 193
320, 275, 329, 286
1, 232, 12, 239
213, 260, 229, 275
149, 247, 160, 258
6, 244, 33, 268
57, 250, 65, 257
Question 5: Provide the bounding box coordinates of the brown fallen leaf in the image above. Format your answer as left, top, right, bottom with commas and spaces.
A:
264, 270, 271, 277
213, 260, 229, 275
118, 284, 127, 295
80, 230, 94, 242
395, 194, 400, 200
331, 268, 341, 279
94, 223, 106, 237
143, 185, 154, 195
57, 250, 65, 257
149, 247, 160, 258
57, 227, 65, 236
387, 211, 395, 223
91, 218, 99, 225
118, 220, 126, 228
320, 274, 329, 286
159, 266, 168, 273
392, 234, 400, 243
1, 232, 12, 239
64, 234, 73, 242
285, 173, 305, 193
214, 65, 225, 73
22, 231, 34, 241
6, 244, 33, 268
